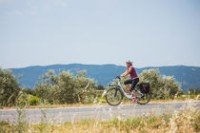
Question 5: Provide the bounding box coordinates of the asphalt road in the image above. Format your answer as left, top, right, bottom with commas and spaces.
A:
0, 101, 199, 124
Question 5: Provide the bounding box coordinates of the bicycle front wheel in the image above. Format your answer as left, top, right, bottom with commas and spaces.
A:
105, 88, 123, 106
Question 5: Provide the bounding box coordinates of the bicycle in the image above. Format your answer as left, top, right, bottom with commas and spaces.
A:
105, 76, 151, 106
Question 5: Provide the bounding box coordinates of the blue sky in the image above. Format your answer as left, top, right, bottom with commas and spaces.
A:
0, 0, 200, 68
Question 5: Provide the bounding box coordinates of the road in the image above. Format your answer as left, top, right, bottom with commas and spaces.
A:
0, 101, 199, 124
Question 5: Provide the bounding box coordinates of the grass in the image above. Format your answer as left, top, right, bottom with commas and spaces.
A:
0, 94, 199, 132
1, 94, 199, 110
1, 105, 200, 133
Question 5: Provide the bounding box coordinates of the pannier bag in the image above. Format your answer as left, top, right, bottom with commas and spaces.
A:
139, 83, 150, 94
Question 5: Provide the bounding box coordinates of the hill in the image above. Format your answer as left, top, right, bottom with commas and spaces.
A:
11, 64, 200, 91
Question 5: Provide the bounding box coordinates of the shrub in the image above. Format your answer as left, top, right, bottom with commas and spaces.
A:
0, 68, 20, 107
27, 95, 40, 106
139, 69, 181, 99
22, 88, 36, 96
35, 70, 97, 104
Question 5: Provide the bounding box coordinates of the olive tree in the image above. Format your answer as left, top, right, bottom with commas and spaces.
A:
0, 68, 20, 106
35, 70, 96, 104
35, 70, 58, 104
139, 69, 181, 99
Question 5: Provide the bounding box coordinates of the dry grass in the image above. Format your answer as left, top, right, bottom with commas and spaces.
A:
0, 95, 200, 133
1, 97, 199, 110
1, 105, 200, 133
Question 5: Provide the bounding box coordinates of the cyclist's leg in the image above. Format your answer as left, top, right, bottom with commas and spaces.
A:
130, 78, 139, 92
124, 79, 133, 93
130, 78, 139, 103
124, 79, 132, 85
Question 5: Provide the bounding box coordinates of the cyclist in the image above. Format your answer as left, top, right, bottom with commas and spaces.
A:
120, 61, 139, 102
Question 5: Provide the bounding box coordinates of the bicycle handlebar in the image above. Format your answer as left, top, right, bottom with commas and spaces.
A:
115, 76, 121, 80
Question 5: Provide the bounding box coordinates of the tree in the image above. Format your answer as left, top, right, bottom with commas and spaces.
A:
96, 84, 105, 90
35, 70, 97, 104
0, 67, 20, 106
188, 88, 200, 95
22, 88, 36, 96
139, 69, 181, 99
35, 70, 58, 104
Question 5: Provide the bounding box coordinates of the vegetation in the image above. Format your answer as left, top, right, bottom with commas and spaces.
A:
0, 106, 199, 133
110, 69, 182, 100
11, 64, 200, 90
0, 67, 199, 133
0, 67, 199, 108
187, 88, 200, 95
27, 95, 40, 106
22, 88, 36, 96
0, 68, 20, 107
15, 91, 28, 133
35, 70, 97, 104
139, 69, 181, 99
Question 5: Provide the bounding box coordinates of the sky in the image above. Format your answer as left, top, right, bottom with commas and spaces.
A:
0, 0, 200, 68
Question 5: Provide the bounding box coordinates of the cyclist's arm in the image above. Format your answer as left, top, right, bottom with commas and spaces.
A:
121, 67, 132, 77
121, 71, 128, 77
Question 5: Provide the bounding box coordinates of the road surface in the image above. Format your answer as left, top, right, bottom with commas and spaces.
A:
0, 101, 199, 124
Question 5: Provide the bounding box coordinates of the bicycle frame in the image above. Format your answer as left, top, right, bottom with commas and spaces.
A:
116, 78, 133, 100
116, 78, 143, 100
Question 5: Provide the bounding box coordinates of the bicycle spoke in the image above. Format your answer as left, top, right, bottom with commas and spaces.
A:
106, 88, 123, 106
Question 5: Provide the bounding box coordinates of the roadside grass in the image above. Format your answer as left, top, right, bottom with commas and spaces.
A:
0, 121, 15, 132
0, 94, 199, 132
0, 105, 200, 133
1, 94, 199, 110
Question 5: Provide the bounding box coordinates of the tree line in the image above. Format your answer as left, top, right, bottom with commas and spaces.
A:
1, 67, 198, 107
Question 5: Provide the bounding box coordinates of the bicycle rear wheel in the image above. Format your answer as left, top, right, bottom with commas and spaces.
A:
137, 93, 151, 105
105, 87, 123, 106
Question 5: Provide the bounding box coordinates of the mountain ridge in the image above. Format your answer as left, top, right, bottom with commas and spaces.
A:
10, 63, 200, 70
10, 64, 200, 91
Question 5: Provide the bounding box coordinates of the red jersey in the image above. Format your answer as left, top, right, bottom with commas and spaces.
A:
127, 66, 138, 79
